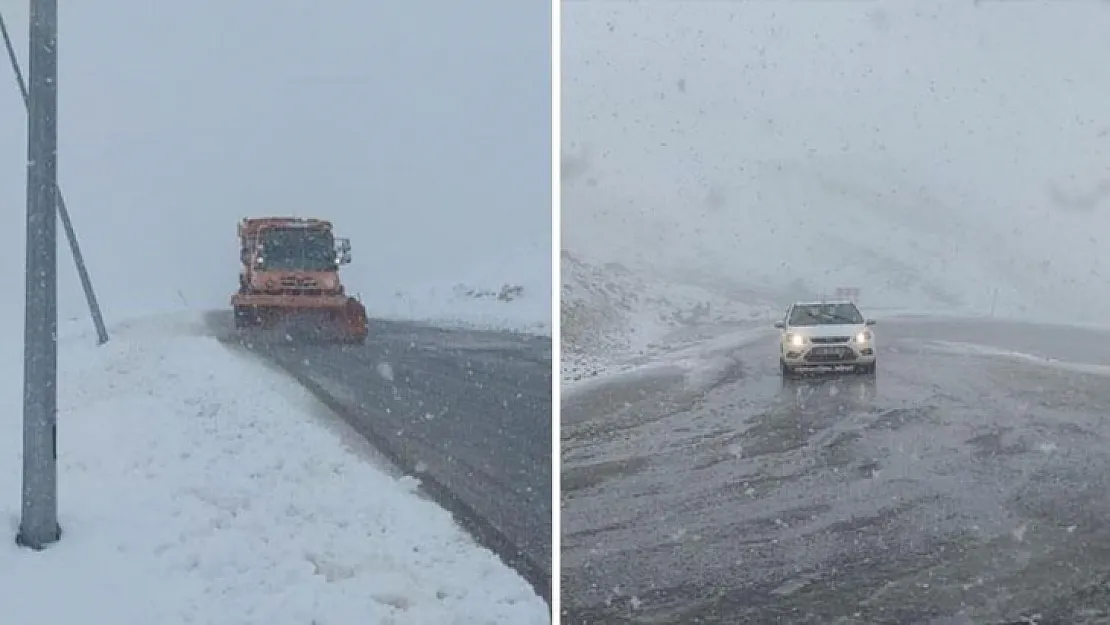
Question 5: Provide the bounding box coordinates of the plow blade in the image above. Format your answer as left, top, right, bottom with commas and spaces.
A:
232, 296, 367, 345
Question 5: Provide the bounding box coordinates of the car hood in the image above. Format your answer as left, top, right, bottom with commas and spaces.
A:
790, 324, 865, 338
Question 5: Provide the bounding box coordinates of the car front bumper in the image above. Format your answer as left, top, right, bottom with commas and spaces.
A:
782, 342, 876, 368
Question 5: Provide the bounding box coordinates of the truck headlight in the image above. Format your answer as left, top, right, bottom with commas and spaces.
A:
786, 333, 806, 347
855, 331, 872, 343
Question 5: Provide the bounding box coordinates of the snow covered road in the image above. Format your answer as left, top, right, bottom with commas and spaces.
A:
562, 317, 1110, 624
210, 311, 554, 600
0, 313, 548, 625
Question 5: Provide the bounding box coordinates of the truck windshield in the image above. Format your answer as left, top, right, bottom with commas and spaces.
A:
258, 228, 336, 271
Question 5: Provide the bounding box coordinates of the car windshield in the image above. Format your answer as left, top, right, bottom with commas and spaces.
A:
788, 303, 864, 326
258, 228, 336, 271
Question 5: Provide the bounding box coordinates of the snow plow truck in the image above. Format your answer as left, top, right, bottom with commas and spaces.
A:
231, 217, 368, 344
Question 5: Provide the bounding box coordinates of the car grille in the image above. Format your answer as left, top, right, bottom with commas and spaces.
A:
804, 346, 855, 362
810, 336, 850, 344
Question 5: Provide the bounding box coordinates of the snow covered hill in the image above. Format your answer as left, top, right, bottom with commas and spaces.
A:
562, 0, 1110, 368
0, 315, 548, 625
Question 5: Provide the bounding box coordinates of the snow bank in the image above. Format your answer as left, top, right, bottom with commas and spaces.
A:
921, 340, 1110, 378
562, 0, 1110, 371
561, 251, 775, 382
0, 314, 547, 625
563, 321, 772, 399
363, 237, 551, 336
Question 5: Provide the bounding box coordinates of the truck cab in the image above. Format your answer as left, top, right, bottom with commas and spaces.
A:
238, 218, 352, 296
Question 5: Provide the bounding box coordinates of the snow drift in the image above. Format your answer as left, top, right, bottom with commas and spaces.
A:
0, 315, 548, 625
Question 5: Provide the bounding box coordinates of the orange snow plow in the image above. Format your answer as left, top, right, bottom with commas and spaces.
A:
230, 217, 368, 344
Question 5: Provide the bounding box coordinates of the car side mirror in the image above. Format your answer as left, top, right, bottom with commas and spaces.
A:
773, 321, 785, 329
865, 319, 876, 326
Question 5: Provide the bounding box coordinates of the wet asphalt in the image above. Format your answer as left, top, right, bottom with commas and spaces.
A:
562, 317, 1110, 624
205, 311, 552, 602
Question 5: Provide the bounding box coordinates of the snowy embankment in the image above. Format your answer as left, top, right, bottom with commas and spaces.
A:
561, 250, 778, 385
358, 238, 551, 337
0, 314, 547, 625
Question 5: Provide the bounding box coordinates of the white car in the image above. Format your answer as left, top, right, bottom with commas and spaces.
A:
774, 300, 877, 375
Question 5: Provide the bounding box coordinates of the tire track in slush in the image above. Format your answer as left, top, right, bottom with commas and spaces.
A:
562, 318, 1110, 624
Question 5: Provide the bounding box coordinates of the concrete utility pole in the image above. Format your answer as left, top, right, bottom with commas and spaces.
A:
0, 10, 109, 346
17, 0, 61, 550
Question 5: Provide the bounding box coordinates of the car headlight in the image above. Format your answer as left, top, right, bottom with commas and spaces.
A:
855, 331, 872, 343
785, 333, 806, 347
